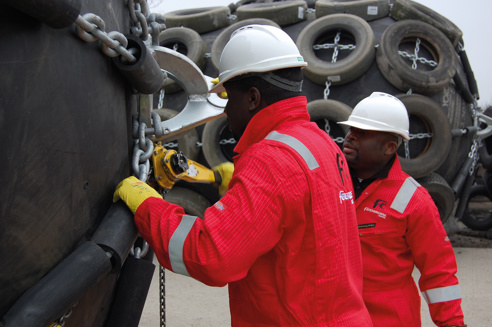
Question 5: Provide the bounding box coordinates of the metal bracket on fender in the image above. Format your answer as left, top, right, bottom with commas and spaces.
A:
478, 112, 492, 140
148, 45, 227, 141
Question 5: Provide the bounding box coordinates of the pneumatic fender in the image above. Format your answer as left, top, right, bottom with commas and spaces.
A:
396, 94, 452, 179
236, 1, 308, 26
153, 109, 200, 161
163, 6, 232, 34
164, 187, 211, 219
202, 116, 236, 167
211, 18, 280, 72
390, 0, 463, 48
416, 172, 455, 224
315, 0, 390, 22
296, 13, 376, 86
306, 99, 352, 148
158, 27, 206, 94
376, 19, 457, 95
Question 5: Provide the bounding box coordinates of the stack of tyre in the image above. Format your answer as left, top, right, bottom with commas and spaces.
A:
156, 0, 481, 225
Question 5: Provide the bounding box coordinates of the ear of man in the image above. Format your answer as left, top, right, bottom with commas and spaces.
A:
384, 135, 399, 156
248, 86, 264, 114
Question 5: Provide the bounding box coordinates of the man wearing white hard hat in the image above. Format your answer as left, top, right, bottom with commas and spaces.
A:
114, 24, 372, 326
339, 92, 465, 327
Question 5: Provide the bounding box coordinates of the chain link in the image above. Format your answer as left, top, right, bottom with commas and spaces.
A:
158, 88, 165, 109
323, 80, 331, 99
409, 132, 433, 140
219, 138, 237, 145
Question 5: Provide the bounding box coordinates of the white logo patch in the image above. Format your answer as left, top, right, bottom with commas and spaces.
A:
339, 191, 354, 204
363, 207, 387, 219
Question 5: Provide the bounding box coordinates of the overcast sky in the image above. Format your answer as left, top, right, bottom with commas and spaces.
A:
149, 0, 491, 108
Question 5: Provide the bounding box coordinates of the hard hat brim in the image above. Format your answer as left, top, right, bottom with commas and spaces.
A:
338, 120, 410, 140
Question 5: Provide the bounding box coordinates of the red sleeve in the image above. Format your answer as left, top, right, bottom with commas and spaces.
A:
405, 188, 465, 326
134, 151, 301, 286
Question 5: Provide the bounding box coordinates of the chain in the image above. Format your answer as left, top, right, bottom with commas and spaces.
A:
403, 140, 410, 159
323, 80, 331, 99
398, 38, 437, 69
128, 0, 166, 45
400, 133, 434, 159
74, 14, 136, 63
312, 31, 357, 66
50, 306, 75, 327
322, 119, 346, 144
160, 265, 166, 326
333, 137, 345, 144
468, 137, 480, 176
324, 118, 331, 135
74, 0, 166, 60
73, 2, 165, 325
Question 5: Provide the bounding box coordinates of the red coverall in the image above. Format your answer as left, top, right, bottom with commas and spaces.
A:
355, 156, 465, 326
135, 97, 372, 326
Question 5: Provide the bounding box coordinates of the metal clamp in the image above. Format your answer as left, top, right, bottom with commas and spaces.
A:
147, 45, 227, 142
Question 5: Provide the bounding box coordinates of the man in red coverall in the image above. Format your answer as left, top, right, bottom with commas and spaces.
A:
113, 25, 372, 326
339, 92, 466, 327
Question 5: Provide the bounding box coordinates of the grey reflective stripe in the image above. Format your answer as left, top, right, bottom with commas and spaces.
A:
390, 177, 420, 213
422, 285, 462, 304
169, 215, 197, 277
265, 131, 319, 170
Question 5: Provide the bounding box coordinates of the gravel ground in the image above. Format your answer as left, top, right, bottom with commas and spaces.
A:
447, 219, 492, 248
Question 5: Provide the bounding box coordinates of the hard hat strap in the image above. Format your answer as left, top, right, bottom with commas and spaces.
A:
259, 71, 303, 92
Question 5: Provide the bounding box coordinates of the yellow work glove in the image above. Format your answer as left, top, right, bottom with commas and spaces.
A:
212, 162, 234, 196
113, 176, 162, 214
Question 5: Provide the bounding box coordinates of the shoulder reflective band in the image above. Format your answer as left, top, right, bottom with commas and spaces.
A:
422, 284, 462, 304
390, 177, 420, 213
265, 131, 319, 170
169, 215, 198, 277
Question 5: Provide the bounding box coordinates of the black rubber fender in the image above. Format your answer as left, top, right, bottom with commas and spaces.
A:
3, 0, 82, 29
417, 172, 455, 224
306, 99, 352, 148
211, 18, 280, 72
390, 0, 463, 48
164, 6, 232, 34
153, 108, 200, 161
158, 27, 206, 94
296, 13, 376, 85
376, 20, 457, 95
236, 1, 308, 26
202, 116, 236, 167
164, 187, 211, 219
315, 0, 390, 22
396, 94, 452, 178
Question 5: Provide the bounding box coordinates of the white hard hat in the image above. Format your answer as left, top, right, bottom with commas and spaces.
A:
209, 24, 307, 93
338, 92, 410, 140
